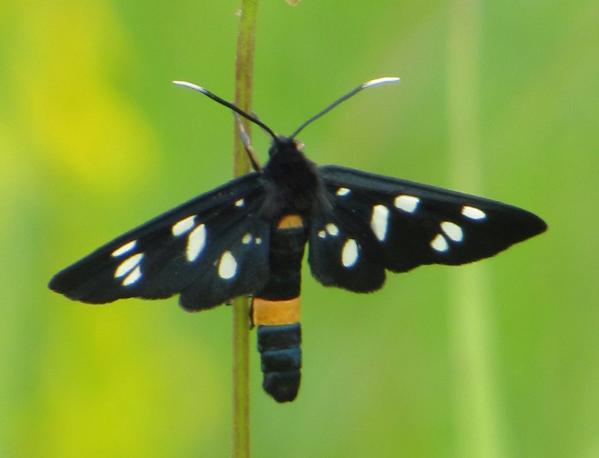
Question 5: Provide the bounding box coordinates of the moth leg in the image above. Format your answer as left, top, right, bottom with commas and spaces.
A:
248, 296, 255, 330
235, 114, 262, 172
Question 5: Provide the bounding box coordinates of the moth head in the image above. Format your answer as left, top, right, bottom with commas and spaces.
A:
269, 135, 304, 157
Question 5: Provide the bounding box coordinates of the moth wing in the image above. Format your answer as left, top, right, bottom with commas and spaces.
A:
308, 165, 546, 291
49, 173, 271, 310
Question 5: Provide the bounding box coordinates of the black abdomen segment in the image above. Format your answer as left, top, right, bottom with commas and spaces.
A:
254, 218, 306, 402
257, 323, 301, 402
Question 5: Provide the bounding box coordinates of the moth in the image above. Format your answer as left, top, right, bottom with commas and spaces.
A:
49, 77, 547, 402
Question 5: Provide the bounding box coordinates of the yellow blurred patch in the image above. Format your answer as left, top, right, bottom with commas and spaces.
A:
13, 1, 156, 192
37, 307, 225, 457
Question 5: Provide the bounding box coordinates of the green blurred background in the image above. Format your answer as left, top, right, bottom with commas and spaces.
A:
1, 1, 598, 457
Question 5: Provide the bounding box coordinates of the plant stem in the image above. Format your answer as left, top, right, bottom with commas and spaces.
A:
448, 1, 506, 457
232, 0, 258, 457
233, 0, 258, 177
231, 295, 250, 458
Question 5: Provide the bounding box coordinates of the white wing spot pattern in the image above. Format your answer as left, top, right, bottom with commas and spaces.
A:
336, 187, 351, 196
111, 240, 137, 257
441, 221, 464, 242
235, 198, 245, 207
218, 251, 237, 279
122, 265, 142, 286
431, 234, 449, 252
186, 224, 206, 262
172, 215, 196, 236
341, 239, 359, 268
242, 233, 253, 244
371, 205, 390, 241
318, 230, 326, 239
462, 205, 486, 220
394, 195, 420, 213
326, 223, 339, 236
255, 237, 262, 245
115, 253, 144, 278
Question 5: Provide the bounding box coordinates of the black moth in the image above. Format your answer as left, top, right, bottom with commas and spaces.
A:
49, 77, 547, 402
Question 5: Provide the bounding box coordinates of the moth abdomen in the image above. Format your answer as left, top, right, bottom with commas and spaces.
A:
257, 323, 302, 402
252, 214, 306, 402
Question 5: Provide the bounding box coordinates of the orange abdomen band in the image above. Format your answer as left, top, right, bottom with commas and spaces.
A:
252, 297, 301, 326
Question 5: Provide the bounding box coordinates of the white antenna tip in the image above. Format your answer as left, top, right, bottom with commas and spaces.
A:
362, 76, 401, 89
172, 80, 207, 93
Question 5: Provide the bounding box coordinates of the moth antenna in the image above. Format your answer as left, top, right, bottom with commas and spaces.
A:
290, 76, 400, 139
173, 80, 278, 140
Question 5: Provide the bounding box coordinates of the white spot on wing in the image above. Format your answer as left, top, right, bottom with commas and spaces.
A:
218, 251, 237, 279
342, 239, 359, 268
235, 198, 245, 207
172, 215, 196, 236
394, 195, 420, 213
186, 224, 206, 262
326, 223, 339, 236
370, 205, 389, 241
112, 240, 137, 257
242, 233, 252, 244
441, 221, 463, 242
318, 230, 326, 239
122, 265, 142, 286
114, 253, 144, 278
462, 205, 486, 220
255, 237, 262, 245
431, 234, 449, 252
336, 187, 351, 196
